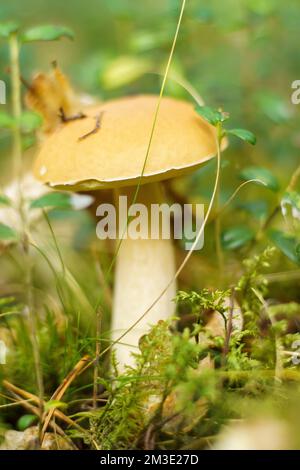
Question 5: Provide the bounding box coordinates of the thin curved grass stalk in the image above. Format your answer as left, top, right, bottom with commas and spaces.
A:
93, 308, 102, 409
210, 179, 266, 223
30, 240, 94, 323
251, 287, 283, 382
73, 98, 224, 375
8, 30, 44, 438
29, 242, 69, 312
214, 122, 224, 273
41, 354, 90, 445
9, 32, 22, 182
76, 8, 225, 372
42, 209, 65, 274
256, 163, 300, 240
101, 0, 187, 287
149, 71, 205, 106
287, 164, 300, 192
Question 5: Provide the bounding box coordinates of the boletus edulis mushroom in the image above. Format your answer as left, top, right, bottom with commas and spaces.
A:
33, 95, 222, 367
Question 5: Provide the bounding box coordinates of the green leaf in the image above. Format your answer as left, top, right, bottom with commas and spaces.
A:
195, 105, 229, 126
44, 400, 67, 411
237, 200, 268, 220
281, 191, 300, 219
256, 92, 291, 124
0, 112, 15, 129
101, 56, 152, 90
221, 225, 255, 250
129, 30, 170, 52
0, 194, 11, 206
296, 244, 300, 263
0, 22, 19, 38
239, 166, 279, 192
30, 192, 94, 210
227, 128, 256, 145
17, 414, 37, 431
19, 111, 43, 133
22, 134, 37, 151
22, 25, 74, 43
269, 229, 300, 265
0, 223, 18, 241
30, 192, 72, 210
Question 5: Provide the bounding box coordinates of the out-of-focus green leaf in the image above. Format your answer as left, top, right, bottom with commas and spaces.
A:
221, 225, 255, 250
22, 134, 37, 151
19, 111, 43, 133
269, 229, 300, 265
281, 191, 300, 219
22, 25, 74, 43
17, 414, 37, 431
44, 400, 67, 411
0, 22, 19, 38
237, 200, 268, 220
239, 167, 279, 192
296, 243, 300, 262
101, 56, 152, 89
195, 5, 214, 23
256, 91, 292, 123
247, 0, 277, 16
227, 128, 256, 145
30, 192, 72, 210
0, 194, 11, 206
195, 105, 229, 126
0, 223, 18, 241
31, 192, 94, 210
129, 30, 170, 52
0, 112, 15, 129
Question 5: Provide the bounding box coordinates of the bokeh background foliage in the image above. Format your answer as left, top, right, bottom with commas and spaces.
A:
0, 0, 300, 223
0, 0, 299, 449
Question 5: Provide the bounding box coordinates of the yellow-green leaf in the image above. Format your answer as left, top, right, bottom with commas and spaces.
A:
22, 25, 74, 43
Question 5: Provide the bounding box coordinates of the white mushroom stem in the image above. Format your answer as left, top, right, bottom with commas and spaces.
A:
112, 182, 176, 368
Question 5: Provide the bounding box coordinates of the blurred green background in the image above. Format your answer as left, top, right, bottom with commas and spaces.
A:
0, 0, 300, 281
0, 0, 299, 170
0, 0, 300, 432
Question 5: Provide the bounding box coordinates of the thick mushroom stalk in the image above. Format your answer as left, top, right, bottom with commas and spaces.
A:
112, 182, 176, 367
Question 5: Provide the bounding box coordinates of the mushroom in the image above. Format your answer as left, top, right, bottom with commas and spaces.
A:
33, 95, 222, 367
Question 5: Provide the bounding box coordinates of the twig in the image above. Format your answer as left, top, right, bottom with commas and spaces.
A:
2, 380, 84, 433
144, 423, 156, 450
78, 112, 104, 141
41, 355, 90, 444
59, 107, 87, 123
6, 389, 76, 449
